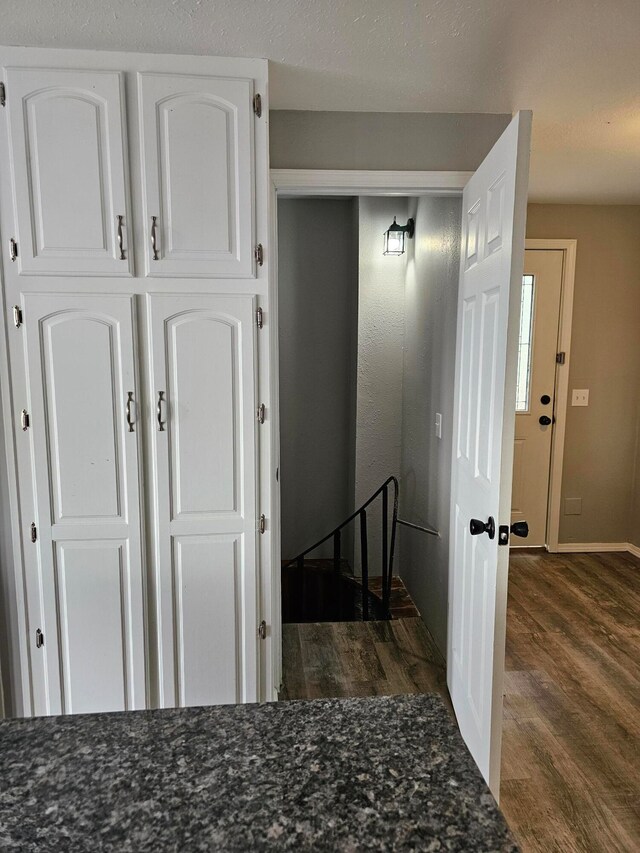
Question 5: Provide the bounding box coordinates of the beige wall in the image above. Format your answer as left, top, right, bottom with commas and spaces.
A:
270, 111, 511, 171
526, 205, 640, 545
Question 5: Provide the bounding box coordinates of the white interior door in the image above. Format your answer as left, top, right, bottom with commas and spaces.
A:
512, 250, 564, 545
147, 294, 258, 708
4, 68, 132, 276
448, 111, 532, 793
23, 293, 146, 715
138, 73, 255, 278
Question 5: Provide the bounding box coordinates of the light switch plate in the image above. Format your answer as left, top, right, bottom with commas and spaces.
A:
571, 389, 589, 406
435, 412, 442, 439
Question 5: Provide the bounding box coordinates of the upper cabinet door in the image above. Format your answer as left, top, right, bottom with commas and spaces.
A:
4, 68, 133, 276
138, 73, 255, 278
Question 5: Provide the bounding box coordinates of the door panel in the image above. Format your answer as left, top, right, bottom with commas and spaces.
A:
168, 312, 238, 517
4, 68, 132, 276
147, 294, 258, 707
173, 535, 241, 706
23, 293, 146, 715
512, 250, 564, 545
449, 112, 531, 792
139, 74, 254, 278
55, 540, 130, 714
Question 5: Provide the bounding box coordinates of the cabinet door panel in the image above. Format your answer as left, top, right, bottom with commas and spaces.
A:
148, 294, 258, 707
23, 294, 145, 715
139, 74, 254, 278
4, 68, 132, 276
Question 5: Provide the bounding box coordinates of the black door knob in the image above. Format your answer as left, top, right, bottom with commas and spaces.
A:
469, 516, 496, 540
510, 521, 529, 538
539, 415, 552, 426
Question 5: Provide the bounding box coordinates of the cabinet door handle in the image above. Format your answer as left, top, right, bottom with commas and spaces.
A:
151, 216, 159, 261
117, 215, 125, 260
157, 391, 166, 432
126, 391, 135, 432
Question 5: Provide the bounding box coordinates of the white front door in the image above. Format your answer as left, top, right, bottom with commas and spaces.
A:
23, 293, 146, 715
511, 249, 564, 546
138, 73, 255, 278
4, 68, 133, 277
448, 111, 532, 793
147, 294, 259, 707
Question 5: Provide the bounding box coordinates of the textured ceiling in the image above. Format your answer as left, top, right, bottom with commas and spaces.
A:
2, 0, 640, 202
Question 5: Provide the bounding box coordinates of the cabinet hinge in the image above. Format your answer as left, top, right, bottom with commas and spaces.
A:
0, 82, 5, 107
30, 522, 37, 543
257, 403, 265, 424
256, 306, 264, 329
21, 409, 30, 431
258, 620, 267, 640
35, 628, 44, 648
9, 238, 18, 262
259, 514, 266, 534
254, 243, 264, 267
13, 305, 23, 328
556, 352, 566, 365
253, 93, 262, 117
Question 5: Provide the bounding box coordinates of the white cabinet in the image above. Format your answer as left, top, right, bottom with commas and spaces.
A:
138, 74, 255, 278
0, 49, 271, 718
147, 294, 259, 706
4, 68, 133, 277
23, 294, 146, 715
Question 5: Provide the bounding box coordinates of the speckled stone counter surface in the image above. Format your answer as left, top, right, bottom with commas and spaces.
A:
0, 693, 518, 851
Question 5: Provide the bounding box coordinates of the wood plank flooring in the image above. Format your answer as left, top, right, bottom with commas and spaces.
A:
280, 550, 640, 852
280, 617, 449, 705
501, 550, 640, 853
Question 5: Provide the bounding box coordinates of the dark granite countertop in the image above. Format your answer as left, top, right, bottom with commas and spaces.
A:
0, 693, 517, 851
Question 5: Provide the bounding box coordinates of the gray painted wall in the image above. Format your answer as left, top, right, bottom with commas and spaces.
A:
278, 197, 359, 559
270, 111, 512, 171
399, 196, 462, 656
355, 197, 408, 575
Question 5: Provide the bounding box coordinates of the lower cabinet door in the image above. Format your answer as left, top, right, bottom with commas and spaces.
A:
23, 293, 146, 715
146, 294, 259, 707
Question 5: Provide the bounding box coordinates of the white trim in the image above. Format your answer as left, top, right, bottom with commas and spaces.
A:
627, 542, 640, 559
524, 239, 577, 554
271, 169, 472, 196
555, 542, 630, 553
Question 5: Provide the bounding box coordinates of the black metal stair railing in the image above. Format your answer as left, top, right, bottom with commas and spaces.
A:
282, 476, 399, 620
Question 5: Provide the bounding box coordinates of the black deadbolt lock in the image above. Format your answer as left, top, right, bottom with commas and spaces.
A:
539, 415, 552, 426
540, 394, 551, 405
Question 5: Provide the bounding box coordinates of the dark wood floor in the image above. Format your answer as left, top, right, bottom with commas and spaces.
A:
280, 617, 449, 704
501, 550, 640, 853
281, 550, 640, 852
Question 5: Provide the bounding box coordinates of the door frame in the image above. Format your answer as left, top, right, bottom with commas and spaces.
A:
523, 239, 577, 553
269, 168, 473, 694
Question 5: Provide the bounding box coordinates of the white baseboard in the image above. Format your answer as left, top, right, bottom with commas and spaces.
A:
554, 542, 640, 558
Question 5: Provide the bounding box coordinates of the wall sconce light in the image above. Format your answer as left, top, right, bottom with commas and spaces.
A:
383, 217, 415, 255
